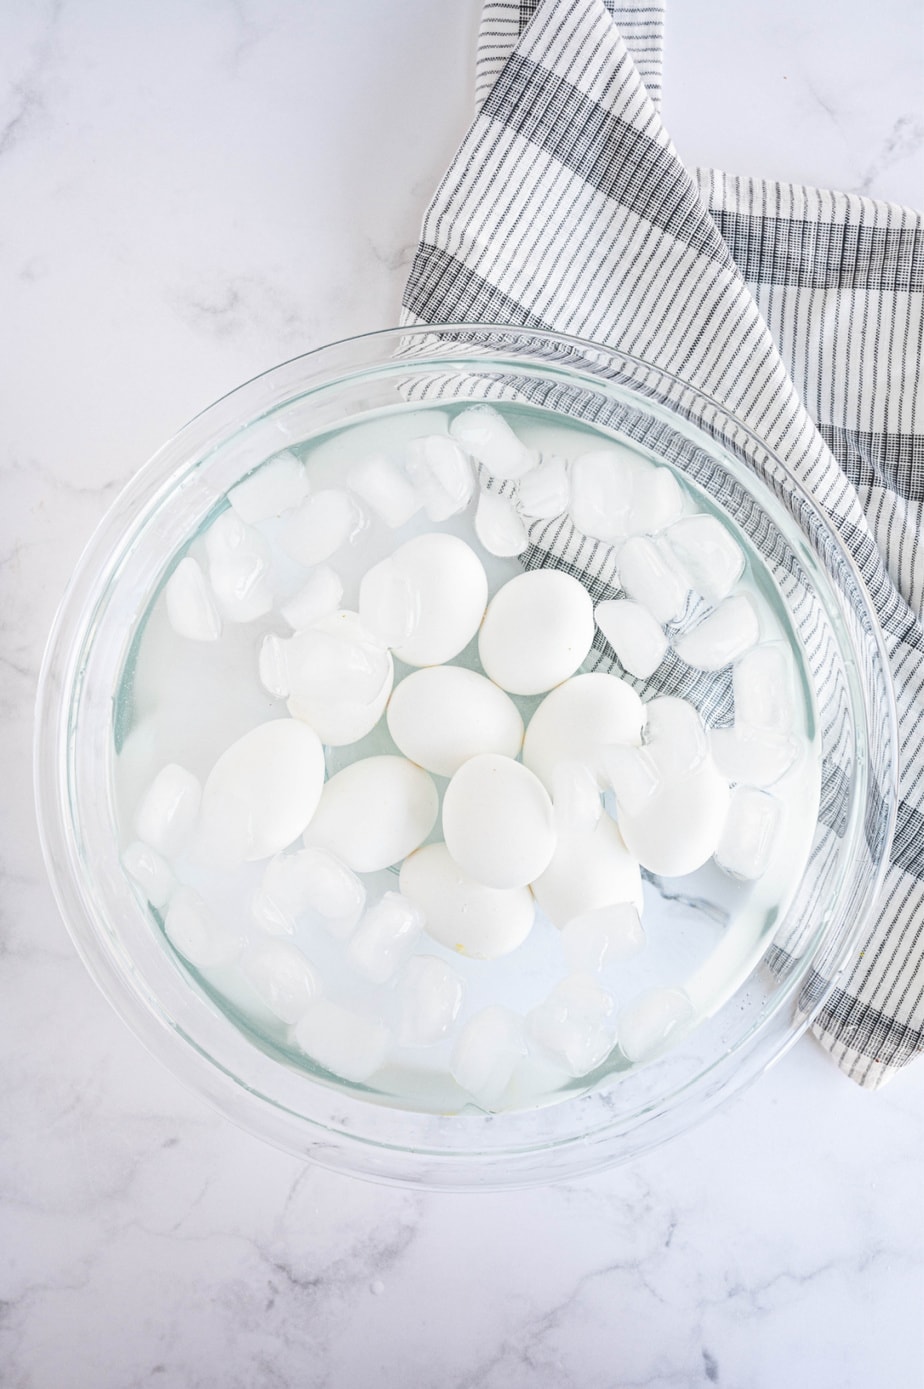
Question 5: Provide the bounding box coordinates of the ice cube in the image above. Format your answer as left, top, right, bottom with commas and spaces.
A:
281, 489, 365, 566
241, 940, 320, 1023
644, 697, 708, 777
258, 633, 290, 699
569, 448, 633, 541
526, 974, 617, 1077
618, 987, 693, 1062
347, 454, 422, 529
517, 455, 570, 518
594, 599, 667, 679
285, 610, 394, 746
253, 846, 365, 938
602, 744, 661, 817
404, 435, 474, 520
348, 891, 424, 984
395, 955, 464, 1047
450, 1005, 527, 1107
733, 643, 797, 731
164, 557, 221, 642
617, 536, 689, 623
474, 489, 529, 557
204, 511, 274, 622
626, 464, 683, 536
228, 451, 309, 523
358, 557, 419, 647
710, 724, 801, 788
560, 903, 645, 973
715, 786, 782, 880
122, 840, 175, 909
164, 887, 242, 968
674, 594, 759, 670
134, 763, 201, 859
667, 514, 744, 602
449, 405, 533, 480
550, 760, 602, 836
294, 999, 389, 1082
280, 566, 343, 632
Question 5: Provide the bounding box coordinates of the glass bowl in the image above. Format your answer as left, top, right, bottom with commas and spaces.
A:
34, 325, 898, 1188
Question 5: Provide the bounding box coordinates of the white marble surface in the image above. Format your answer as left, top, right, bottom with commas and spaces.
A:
2, 2, 923, 1385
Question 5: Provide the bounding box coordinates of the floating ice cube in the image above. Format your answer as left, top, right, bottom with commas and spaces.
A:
449, 405, 533, 480
258, 634, 290, 699
617, 537, 689, 623
285, 610, 394, 746
526, 974, 617, 1077
204, 511, 274, 622
560, 903, 645, 973
517, 455, 569, 518
358, 557, 419, 647
348, 891, 425, 984
405, 435, 474, 520
715, 786, 781, 880
627, 464, 684, 536
667, 514, 744, 602
197, 720, 325, 864
474, 489, 529, 557
279, 566, 343, 631
602, 744, 661, 818
241, 940, 320, 1023
164, 557, 221, 642
294, 999, 389, 1082
395, 956, 464, 1047
550, 760, 602, 837
135, 763, 201, 859
347, 454, 422, 529
253, 845, 365, 938
164, 887, 242, 968
594, 599, 667, 679
450, 1006, 527, 1107
569, 448, 633, 541
228, 451, 309, 524
618, 987, 693, 1062
122, 840, 175, 910
674, 595, 759, 671
644, 696, 708, 777
710, 725, 801, 788
733, 643, 797, 731
281, 489, 365, 566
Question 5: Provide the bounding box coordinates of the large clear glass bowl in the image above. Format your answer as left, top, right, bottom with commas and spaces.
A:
34, 326, 898, 1188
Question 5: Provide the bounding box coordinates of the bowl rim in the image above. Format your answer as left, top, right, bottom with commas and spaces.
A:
33, 322, 900, 1187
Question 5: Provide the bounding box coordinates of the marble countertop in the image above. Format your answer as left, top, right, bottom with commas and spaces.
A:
2, 2, 922, 1385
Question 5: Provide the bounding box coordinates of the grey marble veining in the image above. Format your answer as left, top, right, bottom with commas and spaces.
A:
1, 2, 922, 1386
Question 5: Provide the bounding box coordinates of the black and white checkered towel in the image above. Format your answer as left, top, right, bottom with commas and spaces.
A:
401, 0, 924, 1087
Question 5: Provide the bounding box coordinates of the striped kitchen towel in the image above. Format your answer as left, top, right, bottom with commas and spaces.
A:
401, 0, 924, 1087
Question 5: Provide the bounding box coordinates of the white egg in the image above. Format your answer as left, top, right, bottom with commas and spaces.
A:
386, 667, 523, 777
304, 755, 439, 872
198, 719, 325, 863
386, 532, 489, 667
400, 842, 535, 959
478, 569, 595, 695
531, 814, 643, 926
441, 753, 556, 889
522, 672, 645, 791
616, 761, 731, 877
284, 609, 394, 747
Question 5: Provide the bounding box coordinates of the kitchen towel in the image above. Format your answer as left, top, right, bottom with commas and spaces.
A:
401, 0, 924, 1087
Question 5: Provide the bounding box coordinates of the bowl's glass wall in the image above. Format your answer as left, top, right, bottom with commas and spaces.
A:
35, 327, 897, 1186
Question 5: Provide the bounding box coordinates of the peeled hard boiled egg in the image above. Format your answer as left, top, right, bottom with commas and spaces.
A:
478, 569, 595, 696
531, 813, 643, 926
441, 753, 556, 889
305, 755, 439, 872
400, 842, 535, 959
522, 672, 645, 791
378, 532, 489, 667
386, 667, 524, 777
